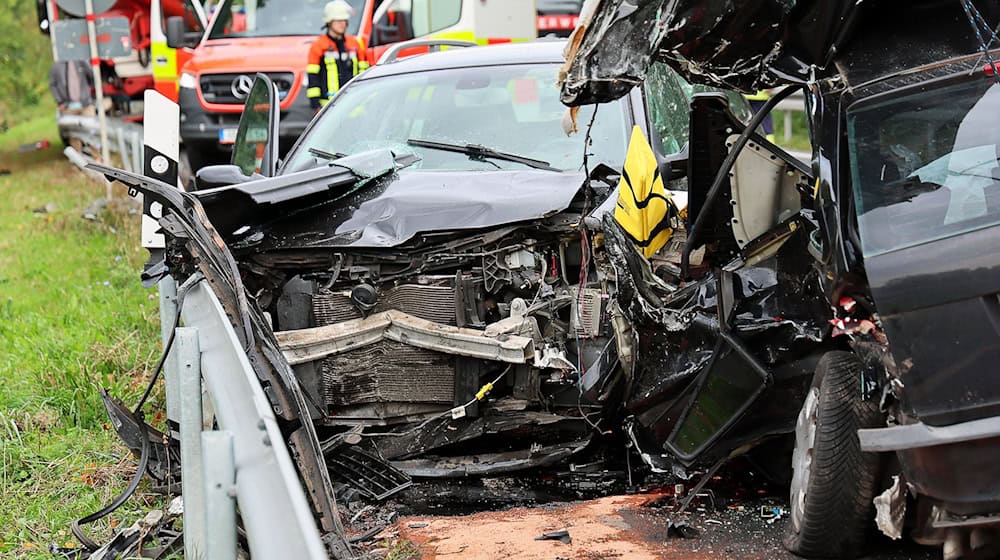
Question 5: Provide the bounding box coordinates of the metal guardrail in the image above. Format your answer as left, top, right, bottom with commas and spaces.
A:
160, 277, 328, 560
59, 114, 145, 191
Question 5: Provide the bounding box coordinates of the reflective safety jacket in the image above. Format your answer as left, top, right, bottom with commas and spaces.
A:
307, 33, 369, 109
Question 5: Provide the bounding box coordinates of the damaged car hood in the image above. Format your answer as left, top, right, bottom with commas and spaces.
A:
560, 0, 863, 104
209, 166, 588, 250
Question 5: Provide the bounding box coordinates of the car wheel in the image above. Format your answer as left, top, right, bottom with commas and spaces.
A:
784, 351, 883, 558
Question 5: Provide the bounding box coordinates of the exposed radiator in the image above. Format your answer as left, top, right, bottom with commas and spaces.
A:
313, 284, 457, 326
320, 341, 455, 407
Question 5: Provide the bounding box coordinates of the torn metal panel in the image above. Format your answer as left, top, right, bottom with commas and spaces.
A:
603, 189, 830, 467
874, 475, 907, 540
100, 390, 180, 490
728, 137, 807, 249
275, 309, 536, 366
559, 0, 863, 105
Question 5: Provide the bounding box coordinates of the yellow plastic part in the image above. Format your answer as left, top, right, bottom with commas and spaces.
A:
475, 382, 494, 401
614, 126, 677, 258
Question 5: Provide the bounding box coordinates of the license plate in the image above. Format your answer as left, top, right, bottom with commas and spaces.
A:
218, 127, 238, 144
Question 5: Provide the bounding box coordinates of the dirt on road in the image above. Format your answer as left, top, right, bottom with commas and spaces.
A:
381, 492, 941, 560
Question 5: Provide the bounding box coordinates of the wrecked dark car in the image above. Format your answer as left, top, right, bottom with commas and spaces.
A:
92, 38, 845, 557
561, 1, 1000, 559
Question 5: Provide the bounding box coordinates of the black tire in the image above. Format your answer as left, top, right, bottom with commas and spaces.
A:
784, 351, 883, 558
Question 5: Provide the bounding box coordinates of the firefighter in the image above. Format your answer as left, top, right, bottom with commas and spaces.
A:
746, 89, 776, 143
307, 0, 369, 110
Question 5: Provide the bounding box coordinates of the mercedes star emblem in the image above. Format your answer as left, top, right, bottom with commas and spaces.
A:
231, 75, 254, 100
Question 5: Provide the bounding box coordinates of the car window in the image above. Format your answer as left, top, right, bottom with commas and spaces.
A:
284, 63, 629, 173
208, 0, 367, 39
643, 62, 752, 156
848, 78, 1000, 256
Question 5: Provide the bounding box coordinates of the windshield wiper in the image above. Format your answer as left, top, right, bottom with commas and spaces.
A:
309, 147, 349, 161
406, 139, 560, 172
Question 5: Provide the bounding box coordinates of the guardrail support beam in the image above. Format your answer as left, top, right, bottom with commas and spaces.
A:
203, 430, 237, 560
177, 326, 206, 559
159, 277, 180, 439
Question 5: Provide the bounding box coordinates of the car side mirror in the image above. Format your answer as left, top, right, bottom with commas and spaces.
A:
166, 16, 186, 49
231, 73, 280, 177
193, 164, 255, 190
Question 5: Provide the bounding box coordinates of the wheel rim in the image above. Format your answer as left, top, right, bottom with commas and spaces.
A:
790, 386, 820, 533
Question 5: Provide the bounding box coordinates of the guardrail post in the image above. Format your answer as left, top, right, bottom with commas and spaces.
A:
202, 431, 237, 560
132, 130, 144, 178
159, 277, 180, 439
177, 327, 206, 559
116, 127, 132, 173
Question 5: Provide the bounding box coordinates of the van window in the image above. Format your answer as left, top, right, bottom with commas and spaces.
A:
162, 0, 205, 36
372, 0, 461, 45
208, 0, 367, 39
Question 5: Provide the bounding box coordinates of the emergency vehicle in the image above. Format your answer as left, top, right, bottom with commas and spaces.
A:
171, 0, 537, 172
36, 0, 206, 108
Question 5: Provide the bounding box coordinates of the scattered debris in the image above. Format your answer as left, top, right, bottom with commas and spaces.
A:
760, 506, 788, 525
52, 508, 181, 560
535, 529, 573, 544
347, 525, 386, 544
406, 522, 428, 529
82, 198, 108, 221
32, 203, 57, 214
874, 476, 907, 540
19, 139, 51, 152
666, 520, 699, 539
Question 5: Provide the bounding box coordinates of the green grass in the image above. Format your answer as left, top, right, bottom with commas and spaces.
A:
0, 104, 163, 558
772, 110, 813, 153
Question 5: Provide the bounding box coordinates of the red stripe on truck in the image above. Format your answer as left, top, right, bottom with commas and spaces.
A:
537, 15, 580, 30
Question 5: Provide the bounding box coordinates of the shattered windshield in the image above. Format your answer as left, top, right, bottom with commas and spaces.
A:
643, 61, 752, 155
849, 78, 1000, 256
284, 63, 630, 173
208, 0, 366, 39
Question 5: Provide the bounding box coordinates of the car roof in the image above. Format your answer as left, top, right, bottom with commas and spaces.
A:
359, 39, 569, 80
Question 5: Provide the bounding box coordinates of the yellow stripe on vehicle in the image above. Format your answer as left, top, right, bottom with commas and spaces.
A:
151, 40, 177, 80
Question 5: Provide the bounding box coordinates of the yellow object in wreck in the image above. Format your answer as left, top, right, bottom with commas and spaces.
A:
614, 126, 679, 258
